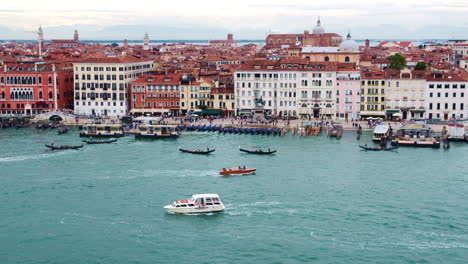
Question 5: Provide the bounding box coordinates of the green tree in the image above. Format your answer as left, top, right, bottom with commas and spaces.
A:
387, 53, 407, 70
414, 61, 426, 71
110, 42, 119, 47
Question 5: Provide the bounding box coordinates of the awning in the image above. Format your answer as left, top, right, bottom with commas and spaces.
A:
385, 110, 399, 114
410, 109, 425, 113
196, 109, 224, 115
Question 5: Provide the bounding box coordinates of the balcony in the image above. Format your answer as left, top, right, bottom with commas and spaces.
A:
403, 97, 408, 100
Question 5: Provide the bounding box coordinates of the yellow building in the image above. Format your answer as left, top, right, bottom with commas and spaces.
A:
360, 71, 386, 117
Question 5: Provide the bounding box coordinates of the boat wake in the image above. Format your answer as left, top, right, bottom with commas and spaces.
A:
0, 152, 67, 163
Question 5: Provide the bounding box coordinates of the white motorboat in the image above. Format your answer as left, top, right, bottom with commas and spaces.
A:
164, 194, 225, 214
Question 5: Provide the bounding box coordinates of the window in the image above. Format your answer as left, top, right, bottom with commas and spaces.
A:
344, 56, 350, 62
324, 56, 330, 62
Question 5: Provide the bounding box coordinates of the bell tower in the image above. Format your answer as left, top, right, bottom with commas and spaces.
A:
74, 30, 79, 42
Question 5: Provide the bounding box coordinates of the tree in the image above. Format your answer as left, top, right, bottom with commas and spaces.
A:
414, 61, 426, 71
387, 53, 407, 70
110, 42, 119, 47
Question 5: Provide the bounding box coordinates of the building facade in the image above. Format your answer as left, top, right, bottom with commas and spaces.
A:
73, 57, 153, 116
384, 70, 427, 120
426, 73, 467, 120
360, 71, 386, 117
234, 59, 338, 118
335, 67, 361, 120
130, 74, 181, 115
0, 62, 74, 115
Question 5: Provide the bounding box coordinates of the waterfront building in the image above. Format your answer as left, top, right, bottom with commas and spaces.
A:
266, 19, 342, 48
130, 74, 181, 116
426, 72, 468, 120
460, 57, 468, 70
452, 43, 468, 64
335, 64, 361, 120
211, 85, 235, 116
234, 59, 337, 118
73, 57, 154, 116
209, 34, 236, 47
383, 69, 427, 120
360, 70, 386, 118
0, 62, 74, 115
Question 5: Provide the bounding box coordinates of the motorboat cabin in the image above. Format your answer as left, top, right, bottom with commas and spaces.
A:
164, 194, 225, 214
390, 123, 440, 148
373, 125, 391, 141
135, 125, 180, 139
80, 124, 124, 137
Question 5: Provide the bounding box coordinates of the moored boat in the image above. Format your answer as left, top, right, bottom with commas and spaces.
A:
390, 123, 440, 148
80, 124, 124, 137
164, 194, 225, 214
179, 147, 215, 154
239, 147, 276, 154
373, 125, 391, 141
219, 167, 256, 175
359, 145, 398, 151
135, 125, 180, 139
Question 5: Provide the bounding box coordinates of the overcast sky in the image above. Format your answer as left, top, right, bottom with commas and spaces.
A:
1, 0, 467, 40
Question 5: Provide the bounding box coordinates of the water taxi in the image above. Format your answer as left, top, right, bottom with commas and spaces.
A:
135, 125, 180, 139
390, 123, 440, 148
373, 125, 391, 141
219, 167, 256, 175
164, 194, 225, 214
299, 121, 321, 136
79, 124, 124, 137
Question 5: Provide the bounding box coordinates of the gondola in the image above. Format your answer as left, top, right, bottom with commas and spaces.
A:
359, 145, 398, 151
179, 147, 215, 154
45, 144, 83, 150
239, 147, 277, 154
82, 139, 118, 144
58, 127, 70, 134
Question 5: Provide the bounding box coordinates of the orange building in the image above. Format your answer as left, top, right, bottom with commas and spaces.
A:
130, 74, 182, 116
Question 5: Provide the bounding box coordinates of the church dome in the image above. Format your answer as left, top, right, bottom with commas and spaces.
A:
340, 33, 359, 51
312, 18, 325, 34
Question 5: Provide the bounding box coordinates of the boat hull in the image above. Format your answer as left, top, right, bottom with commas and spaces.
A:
391, 140, 440, 148
164, 205, 224, 214
219, 168, 256, 175
80, 133, 124, 138
135, 133, 179, 139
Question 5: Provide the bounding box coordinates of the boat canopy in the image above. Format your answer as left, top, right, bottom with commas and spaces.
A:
192, 194, 220, 199
374, 125, 390, 134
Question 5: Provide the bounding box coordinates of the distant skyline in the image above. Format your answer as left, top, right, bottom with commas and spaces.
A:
0, 0, 467, 40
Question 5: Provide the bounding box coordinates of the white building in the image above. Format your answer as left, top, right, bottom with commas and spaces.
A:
73, 57, 153, 116
426, 72, 468, 120
234, 59, 337, 118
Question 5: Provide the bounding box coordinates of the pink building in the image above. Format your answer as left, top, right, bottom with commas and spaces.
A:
335, 64, 361, 120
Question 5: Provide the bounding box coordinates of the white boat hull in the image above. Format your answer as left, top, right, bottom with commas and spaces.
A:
164, 205, 225, 214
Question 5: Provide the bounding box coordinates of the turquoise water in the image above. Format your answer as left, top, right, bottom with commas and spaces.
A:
1, 127, 467, 263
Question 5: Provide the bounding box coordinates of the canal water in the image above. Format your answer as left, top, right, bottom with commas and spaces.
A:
1, 127, 467, 263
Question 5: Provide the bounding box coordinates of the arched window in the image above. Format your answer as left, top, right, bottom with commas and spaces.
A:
39, 91, 43, 99
38, 77, 42, 84
48, 91, 53, 99
1, 91, 4, 99
305, 56, 310, 60
345, 56, 350, 62
324, 56, 330, 62
48, 76, 52, 84
0, 77, 4, 83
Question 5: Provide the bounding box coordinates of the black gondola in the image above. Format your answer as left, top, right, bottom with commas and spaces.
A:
359, 145, 398, 151
82, 139, 118, 144
179, 147, 215, 154
239, 147, 277, 154
45, 144, 83, 150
